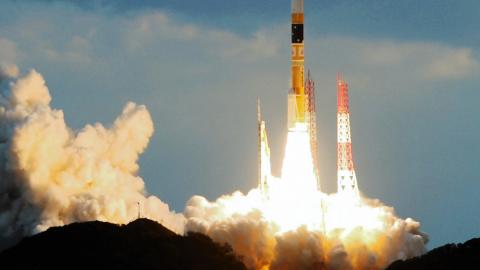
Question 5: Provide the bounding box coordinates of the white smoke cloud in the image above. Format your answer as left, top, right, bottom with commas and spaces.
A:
185, 191, 428, 270
0, 66, 185, 247
0, 64, 19, 80
0, 66, 428, 270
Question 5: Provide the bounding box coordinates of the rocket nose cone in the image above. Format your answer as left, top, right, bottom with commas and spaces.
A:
292, 0, 304, 13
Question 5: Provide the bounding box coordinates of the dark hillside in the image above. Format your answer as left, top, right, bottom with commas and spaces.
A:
386, 238, 480, 270
0, 219, 246, 270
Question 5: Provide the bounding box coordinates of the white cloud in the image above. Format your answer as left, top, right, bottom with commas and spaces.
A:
125, 12, 198, 46
120, 12, 480, 82
40, 35, 93, 64
421, 47, 479, 79
124, 12, 281, 62
364, 40, 480, 80
308, 36, 480, 82
3, 6, 477, 82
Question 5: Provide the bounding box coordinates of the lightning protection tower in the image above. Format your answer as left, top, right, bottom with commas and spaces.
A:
336, 74, 360, 199
305, 70, 321, 190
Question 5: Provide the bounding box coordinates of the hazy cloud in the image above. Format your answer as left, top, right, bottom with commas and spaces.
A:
43, 35, 93, 64
309, 37, 480, 83
124, 12, 280, 62
121, 13, 480, 82
421, 48, 479, 79
0, 38, 18, 65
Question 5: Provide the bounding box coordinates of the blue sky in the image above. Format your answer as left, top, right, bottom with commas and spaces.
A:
0, 0, 479, 248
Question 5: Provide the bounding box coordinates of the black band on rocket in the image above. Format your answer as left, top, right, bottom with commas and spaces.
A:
292, 24, 304, 43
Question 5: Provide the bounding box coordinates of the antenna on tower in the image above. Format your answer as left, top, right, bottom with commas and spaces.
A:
257, 97, 261, 125
137, 201, 141, 219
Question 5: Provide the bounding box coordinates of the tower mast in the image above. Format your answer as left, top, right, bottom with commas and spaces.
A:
336, 74, 360, 198
305, 70, 320, 190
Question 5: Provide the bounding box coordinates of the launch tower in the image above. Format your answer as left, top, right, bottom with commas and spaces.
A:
336, 74, 359, 198
305, 70, 320, 189
258, 0, 321, 194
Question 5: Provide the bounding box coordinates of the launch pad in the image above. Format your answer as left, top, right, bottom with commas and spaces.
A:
257, 0, 360, 200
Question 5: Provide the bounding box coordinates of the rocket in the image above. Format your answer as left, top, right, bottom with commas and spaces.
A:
287, 0, 321, 190
288, 0, 306, 131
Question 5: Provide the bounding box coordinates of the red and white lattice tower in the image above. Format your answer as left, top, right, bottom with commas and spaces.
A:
305, 70, 321, 190
337, 74, 359, 198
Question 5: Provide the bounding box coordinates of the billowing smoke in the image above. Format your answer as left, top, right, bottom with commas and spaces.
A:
184, 125, 428, 269
185, 190, 428, 270
0, 65, 185, 248
0, 65, 428, 269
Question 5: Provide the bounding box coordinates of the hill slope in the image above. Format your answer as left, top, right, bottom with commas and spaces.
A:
0, 219, 246, 270
386, 238, 480, 270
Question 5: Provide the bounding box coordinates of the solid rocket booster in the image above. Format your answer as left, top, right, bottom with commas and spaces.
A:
257, 98, 272, 197
288, 0, 306, 130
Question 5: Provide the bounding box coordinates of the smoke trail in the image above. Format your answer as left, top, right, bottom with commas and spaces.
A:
184, 122, 428, 269
0, 64, 428, 269
185, 191, 428, 269
183, 100, 428, 270
0, 65, 184, 248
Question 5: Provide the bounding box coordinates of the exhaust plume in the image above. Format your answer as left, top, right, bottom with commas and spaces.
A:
185, 125, 428, 270
185, 191, 428, 270
0, 65, 428, 270
0, 66, 184, 248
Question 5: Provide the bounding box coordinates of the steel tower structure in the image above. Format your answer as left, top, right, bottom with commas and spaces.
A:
336, 74, 359, 198
305, 70, 320, 190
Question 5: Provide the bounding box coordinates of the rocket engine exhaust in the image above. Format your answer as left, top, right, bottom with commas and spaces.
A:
186, 1, 428, 269
0, 0, 429, 268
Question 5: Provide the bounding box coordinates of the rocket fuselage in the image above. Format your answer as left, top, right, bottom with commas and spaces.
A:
289, 0, 306, 129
